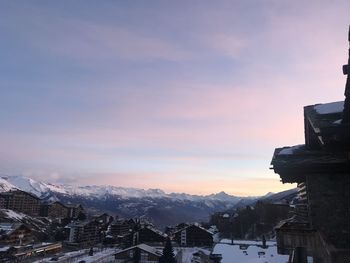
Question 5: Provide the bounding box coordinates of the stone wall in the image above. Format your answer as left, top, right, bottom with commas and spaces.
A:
307, 174, 350, 248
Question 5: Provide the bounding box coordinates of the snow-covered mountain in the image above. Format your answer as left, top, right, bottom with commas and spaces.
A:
0, 175, 244, 203
0, 175, 296, 228
0, 177, 16, 192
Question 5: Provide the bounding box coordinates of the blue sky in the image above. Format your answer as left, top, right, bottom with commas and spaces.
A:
1, 1, 349, 195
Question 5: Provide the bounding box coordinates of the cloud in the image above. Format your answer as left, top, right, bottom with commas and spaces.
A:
0, 3, 192, 63
1, 1, 349, 195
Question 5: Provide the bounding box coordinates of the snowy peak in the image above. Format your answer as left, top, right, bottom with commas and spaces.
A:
1, 175, 255, 203
3, 175, 63, 198
0, 177, 16, 192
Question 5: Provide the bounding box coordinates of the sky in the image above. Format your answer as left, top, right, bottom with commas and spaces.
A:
0, 1, 349, 196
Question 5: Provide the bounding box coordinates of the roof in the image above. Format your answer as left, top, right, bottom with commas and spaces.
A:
0, 223, 28, 236
174, 223, 213, 235
49, 201, 67, 207
115, 243, 162, 257
271, 146, 350, 183
65, 204, 83, 209
66, 220, 94, 228
143, 225, 167, 238
304, 101, 350, 149
271, 101, 350, 182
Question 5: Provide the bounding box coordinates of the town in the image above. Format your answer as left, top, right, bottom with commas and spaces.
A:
0, 187, 292, 262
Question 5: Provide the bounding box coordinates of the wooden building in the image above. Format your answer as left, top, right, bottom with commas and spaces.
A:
173, 224, 213, 247
114, 243, 162, 263
66, 204, 85, 219
133, 225, 167, 245
0, 223, 34, 245
271, 101, 350, 263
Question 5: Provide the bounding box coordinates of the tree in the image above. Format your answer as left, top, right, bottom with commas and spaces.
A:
133, 248, 141, 263
159, 238, 176, 263
262, 235, 267, 248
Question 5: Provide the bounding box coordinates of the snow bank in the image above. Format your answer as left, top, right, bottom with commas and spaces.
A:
214, 242, 288, 263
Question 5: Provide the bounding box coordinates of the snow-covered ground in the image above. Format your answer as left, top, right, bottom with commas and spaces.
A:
173, 247, 211, 262
213, 240, 289, 263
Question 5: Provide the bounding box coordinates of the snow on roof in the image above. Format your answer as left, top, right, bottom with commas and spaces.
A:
174, 223, 213, 235
116, 243, 162, 256
278, 145, 304, 155
314, 101, 344, 115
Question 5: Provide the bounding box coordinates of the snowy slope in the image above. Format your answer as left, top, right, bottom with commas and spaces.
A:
0, 177, 16, 192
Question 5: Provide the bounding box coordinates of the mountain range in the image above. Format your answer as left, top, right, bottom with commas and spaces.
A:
0, 175, 296, 228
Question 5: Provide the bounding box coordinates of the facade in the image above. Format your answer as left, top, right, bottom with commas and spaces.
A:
66, 220, 101, 246
0, 223, 34, 245
46, 201, 69, 219
114, 243, 162, 263
66, 204, 85, 219
173, 224, 213, 247
95, 213, 112, 224
133, 225, 167, 245
110, 219, 134, 238
0, 190, 41, 216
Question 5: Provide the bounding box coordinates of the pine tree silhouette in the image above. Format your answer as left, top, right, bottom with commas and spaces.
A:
133, 248, 141, 263
159, 237, 176, 263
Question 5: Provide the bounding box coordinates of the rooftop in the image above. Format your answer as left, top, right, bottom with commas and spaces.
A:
304, 101, 350, 149
271, 101, 350, 182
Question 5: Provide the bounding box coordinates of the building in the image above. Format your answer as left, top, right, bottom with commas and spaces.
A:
95, 213, 112, 224
43, 201, 69, 219
110, 219, 134, 238
114, 243, 162, 263
173, 224, 213, 247
66, 220, 101, 246
270, 27, 350, 263
133, 225, 167, 245
0, 223, 34, 245
66, 204, 85, 219
0, 190, 41, 216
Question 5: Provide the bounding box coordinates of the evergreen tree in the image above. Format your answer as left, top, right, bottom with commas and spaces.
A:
262, 235, 267, 248
133, 248, 141, 263
159, 238, 176, 263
